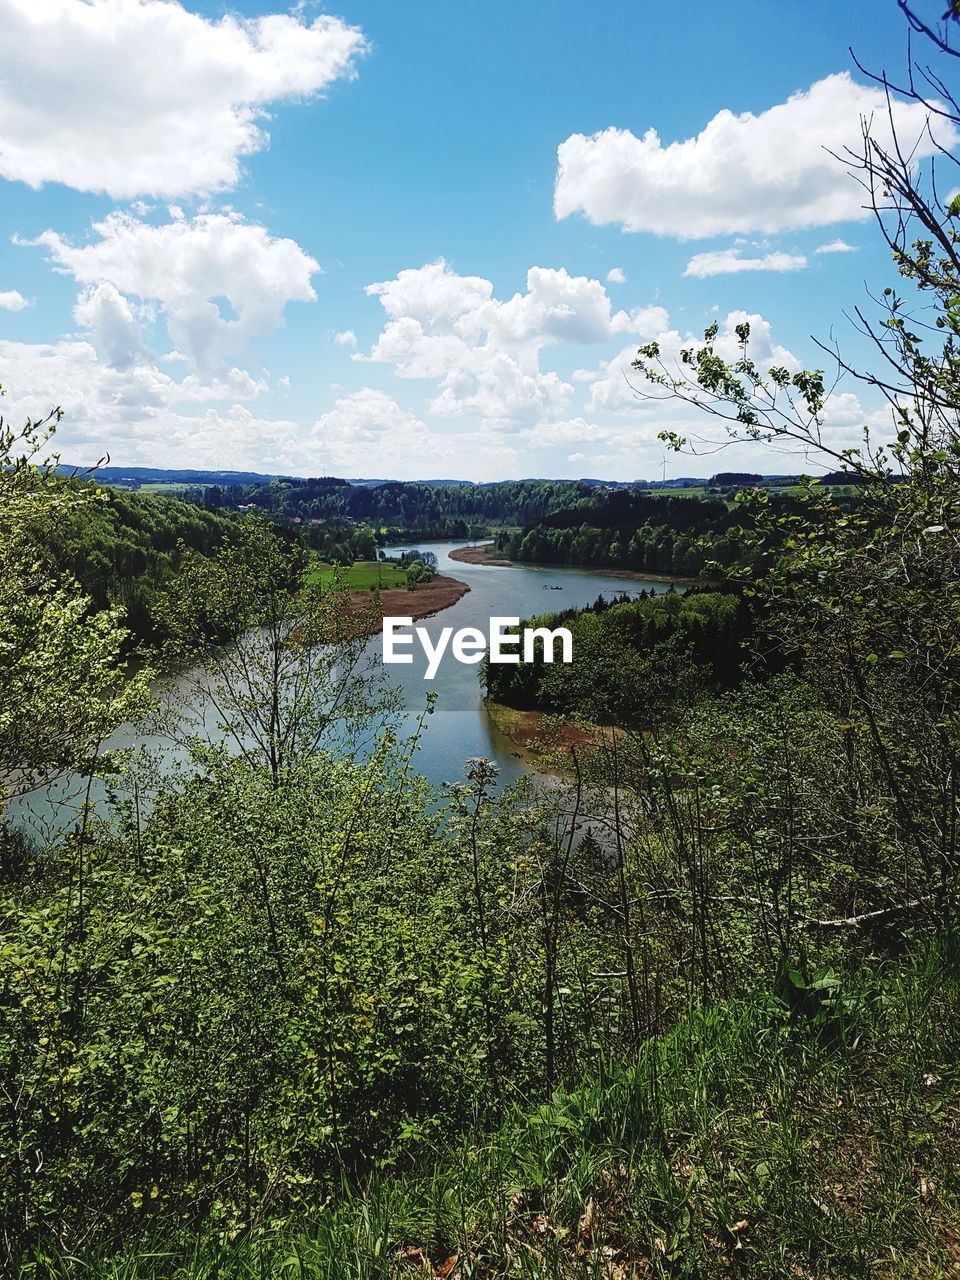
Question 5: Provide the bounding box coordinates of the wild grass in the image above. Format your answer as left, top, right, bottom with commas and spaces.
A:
19, 933, 960, 1279
304, 560, 409, 591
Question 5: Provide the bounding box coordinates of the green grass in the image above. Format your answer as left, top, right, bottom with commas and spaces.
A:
21, 935, 960, 1278
136, 483, 199, 495
304, 559, 409, 590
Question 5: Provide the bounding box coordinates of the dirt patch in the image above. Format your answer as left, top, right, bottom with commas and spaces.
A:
485, 700, 609, 759
589, 567, 703, 587
345, 574, 470, 634
448, 543, 513, 567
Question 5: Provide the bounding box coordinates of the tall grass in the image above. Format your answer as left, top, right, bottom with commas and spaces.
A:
17, 934, 960, 1279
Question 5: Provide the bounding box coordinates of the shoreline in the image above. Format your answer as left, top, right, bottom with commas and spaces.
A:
344, 573, 470, 632
485, 699, 609, 763
448, 543, 513, 567
448, 543, 702, 586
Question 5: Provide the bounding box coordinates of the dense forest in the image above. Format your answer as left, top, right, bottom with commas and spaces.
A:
492, 489, 757, 577
483, 588, 752, 721
3, 8, 960, 1278
23, 483, 385, 645
197, 476, 608, 543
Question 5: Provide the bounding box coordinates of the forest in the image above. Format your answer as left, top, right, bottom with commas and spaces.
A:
197, 476, 599, 543
491, 489, 761, 577
3, 8, 960, 1279
483, 589, 752, 722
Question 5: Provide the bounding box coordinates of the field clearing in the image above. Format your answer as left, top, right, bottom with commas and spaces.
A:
136, 482, 198, 495
305, 559, 409, 590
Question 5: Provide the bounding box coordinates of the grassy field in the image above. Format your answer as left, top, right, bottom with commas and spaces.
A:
305, 559, 410, 590
136, 483, 200, 496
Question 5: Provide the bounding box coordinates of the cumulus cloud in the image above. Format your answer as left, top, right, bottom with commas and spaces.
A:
587, 311, 800, 414
360, 259, 666, 428
523, 418, 610, 445
72, 283, 148, 370
311, 389, 440, 471
816, 238, 857, 254
334, 329, 358, 347
0, 0, 367, 198
0, 290, 28, 312
606, 267, 626, 284
27, 210, 319, 369
0, 335, 300, 468
683, 249, 808, 278
308, 387, 521, 480
555, 72, 952, 238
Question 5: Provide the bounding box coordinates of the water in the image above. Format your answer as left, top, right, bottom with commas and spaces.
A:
7, 542, 670, 834
379, 542, 670, 788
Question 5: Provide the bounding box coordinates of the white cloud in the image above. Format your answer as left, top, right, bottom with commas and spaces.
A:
567, 452, 588, 462
0, 335, 299, 468
0, 0, 367, 198
360, 259, 666, 428
816, 238, 857, 254
72, 283, 148, 370
606, 267, 626, 284
311, 389, 439, 472
683, 249, 808, 278
524, 417, 609, 445
555, 72, 952, 238
307, 387, 521, 480
587, 310, 800, 414
334, 329, 358, 347
27, 210, 319, 369
0, 290, 28, 312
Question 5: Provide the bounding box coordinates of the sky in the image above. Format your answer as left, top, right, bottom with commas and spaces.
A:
0, 0, 948, 480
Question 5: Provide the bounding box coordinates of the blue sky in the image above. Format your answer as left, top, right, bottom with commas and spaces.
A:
0, 0, 939, 479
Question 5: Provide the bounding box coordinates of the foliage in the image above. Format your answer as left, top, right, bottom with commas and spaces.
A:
156, 519, 392, 785
484, 589, 749, 723
494, 488, 761, 577
32, 482, 241, 645
12, 933, 960, 1277
4, 7, 960, 1276
0, 399, 152, 804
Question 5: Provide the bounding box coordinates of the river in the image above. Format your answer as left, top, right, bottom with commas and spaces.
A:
365, 542, 671, 787
8, 542, 671, 836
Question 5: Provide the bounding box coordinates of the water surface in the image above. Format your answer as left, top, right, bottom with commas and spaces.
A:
9, 542, 670, 834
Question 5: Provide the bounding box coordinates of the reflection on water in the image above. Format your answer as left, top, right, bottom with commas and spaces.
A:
8, 542, 671, 834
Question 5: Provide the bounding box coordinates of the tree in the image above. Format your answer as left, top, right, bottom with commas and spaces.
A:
630, 2, 960, 925
0, 396, 151, 807
158, 517, 396, 787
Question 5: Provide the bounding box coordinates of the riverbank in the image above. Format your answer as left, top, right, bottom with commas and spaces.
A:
485, 699, 606, 761
345, 573, 470, 632
449, 543, 702, 586
448, 543, 513, 567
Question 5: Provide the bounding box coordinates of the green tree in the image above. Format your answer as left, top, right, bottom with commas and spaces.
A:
158, 517, 396, 786
0, 398, 151, 808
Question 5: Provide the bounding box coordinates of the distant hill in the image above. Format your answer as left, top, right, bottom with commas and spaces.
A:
58, 466, 488, 490
59, 465, 295, 488
58, 464, 834, 492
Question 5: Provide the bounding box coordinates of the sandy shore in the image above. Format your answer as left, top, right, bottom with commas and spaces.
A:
449, 543, 701, 586
448, 543, 513, 567
345, 574, 470, 633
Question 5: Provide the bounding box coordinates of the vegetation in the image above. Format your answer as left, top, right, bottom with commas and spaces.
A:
305, 559, 409, 591
28, 481, 240, 646
193, 477, 600, 545
492, 489, 759, 578
484, 589, 750, 722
